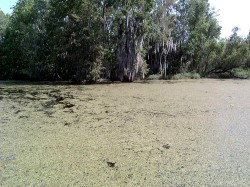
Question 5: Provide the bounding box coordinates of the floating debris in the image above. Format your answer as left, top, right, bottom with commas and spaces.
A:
44, 111, 54, 117
64, 122, 71, 127
107, 161, 116, 167
19, 115, 28, 119
30, 91, 39, 97
43, 100, 59, 108
55, 96, 64, 102
14, 110, 22, 114
163, 144, 170, 149
63, 103, 75, 109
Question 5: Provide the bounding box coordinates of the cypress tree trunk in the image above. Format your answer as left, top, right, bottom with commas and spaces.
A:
117, 11, 144, 82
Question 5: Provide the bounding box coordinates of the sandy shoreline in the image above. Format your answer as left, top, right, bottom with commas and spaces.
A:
1, 79, 250, 186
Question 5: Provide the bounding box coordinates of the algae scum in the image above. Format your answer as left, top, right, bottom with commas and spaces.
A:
1, 80, 250, 186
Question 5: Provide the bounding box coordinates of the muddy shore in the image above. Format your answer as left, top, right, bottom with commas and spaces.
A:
1, 79, 250, 186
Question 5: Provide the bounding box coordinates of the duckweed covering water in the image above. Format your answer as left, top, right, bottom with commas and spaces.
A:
1, 79, 250, 186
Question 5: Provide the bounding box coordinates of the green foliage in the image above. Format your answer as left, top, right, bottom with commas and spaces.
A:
172, 0, 221, 74
231, 68, 250, 79
0, 0, 50, 80
147, 74, 162, 80
1, 0, 106, 81
172, 72, 200, 80
45, 0, 105, 81
0, 9, 9, 42
205, 28, 249, 75
246, 57, 250, 68
0, 0, 249, 81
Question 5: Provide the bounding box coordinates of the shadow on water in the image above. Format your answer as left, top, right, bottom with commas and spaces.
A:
0, 80, 129, 87
0, 79, 191, 86
0, 78, 238, 88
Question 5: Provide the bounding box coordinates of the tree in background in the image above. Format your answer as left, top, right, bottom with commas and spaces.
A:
212, 27, 249, 73
0, 9, 10, 79
170, 0, 221, 75
1, 0, 49, 80
113, 0, 154, 81
0, 0, 249, 81
146, 0, 176, 78
45, 0, 104, 81
246, 31, 250, 68
0, 9, 9, 42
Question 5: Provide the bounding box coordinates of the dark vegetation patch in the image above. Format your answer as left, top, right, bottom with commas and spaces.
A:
6, 88, 26, 94
163, 144, 171, 149
63, 103, 75, 109
107, 162, 116, 168
19, 115, 29, 119
43, 100, 60, 108
30, 91, 39, 97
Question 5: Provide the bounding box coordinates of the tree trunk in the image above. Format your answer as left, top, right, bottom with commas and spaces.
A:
117, 12, 144, 82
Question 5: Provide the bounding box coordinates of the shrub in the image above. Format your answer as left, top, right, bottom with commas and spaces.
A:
218, 72, 232, 79
147, 74, 162, 80
231, 68, 250, 79
172, 72, 200, 80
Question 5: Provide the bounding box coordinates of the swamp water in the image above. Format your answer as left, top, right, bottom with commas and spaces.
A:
0, 79, 250, 186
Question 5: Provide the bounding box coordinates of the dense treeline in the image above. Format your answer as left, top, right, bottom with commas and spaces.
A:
0, 0, 249, 82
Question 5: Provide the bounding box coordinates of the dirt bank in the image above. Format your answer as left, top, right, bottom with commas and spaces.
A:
1, 79, 250, 186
